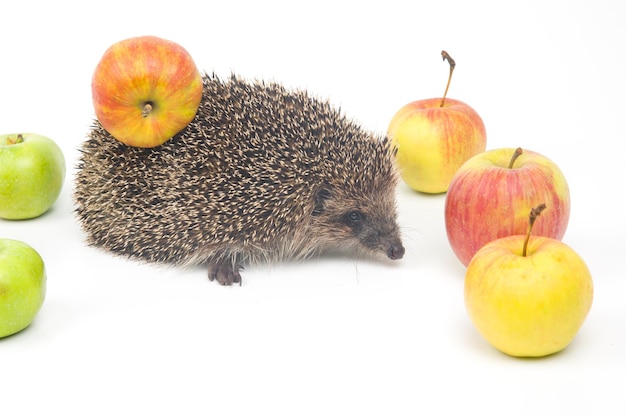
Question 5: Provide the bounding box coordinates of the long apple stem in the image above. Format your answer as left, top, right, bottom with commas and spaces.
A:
508, 147, 523, 169
523, 203, 547, 257
141, 103, 153, 118
440, 51, 456, 108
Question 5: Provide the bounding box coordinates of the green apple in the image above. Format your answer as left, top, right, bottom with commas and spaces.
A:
0, 133, 66, 219
0, 238, 47, 338
464, 205, 593, 357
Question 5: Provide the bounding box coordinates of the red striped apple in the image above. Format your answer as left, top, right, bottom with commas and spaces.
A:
92, 35, 203, 148
387, 51, 486, 194
465, 205, 593, 357
445, 147, 570, 266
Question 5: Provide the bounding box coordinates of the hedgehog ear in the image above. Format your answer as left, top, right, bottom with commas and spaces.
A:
312, 185, 332, 216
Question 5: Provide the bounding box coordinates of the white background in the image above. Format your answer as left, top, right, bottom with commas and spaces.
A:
1, 1, 624, 416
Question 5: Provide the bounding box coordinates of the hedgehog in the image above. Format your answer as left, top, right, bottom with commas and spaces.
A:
74, 73, 405, 285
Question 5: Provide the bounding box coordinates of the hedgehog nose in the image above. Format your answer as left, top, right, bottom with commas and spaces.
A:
387, 242, 405, 260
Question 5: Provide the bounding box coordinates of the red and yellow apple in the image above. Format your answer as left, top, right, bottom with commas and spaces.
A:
465, 205, 593, 357
92, 35, 203, 148
387, 51, 486, 194
445, 147, 570, 266
388, 98, 486, 193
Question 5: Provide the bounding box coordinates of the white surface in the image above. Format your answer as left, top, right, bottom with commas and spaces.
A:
1, 1, 625, 416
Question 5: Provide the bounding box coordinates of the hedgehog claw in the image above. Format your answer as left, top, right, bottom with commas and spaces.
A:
208, 263, 242, 286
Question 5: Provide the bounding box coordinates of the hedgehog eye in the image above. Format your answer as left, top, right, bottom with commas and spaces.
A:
343, 210, 364, 228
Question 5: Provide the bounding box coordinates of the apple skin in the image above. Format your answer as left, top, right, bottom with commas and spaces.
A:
387, 98, 486, 194
0, 238, 47, 338
465, 235, 593, 357
445, 148, 570, 266
92, 35, 203, 148
0, 133, 66, 220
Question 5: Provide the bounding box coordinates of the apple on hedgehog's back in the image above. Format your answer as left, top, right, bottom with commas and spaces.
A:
91, 35, 203, 148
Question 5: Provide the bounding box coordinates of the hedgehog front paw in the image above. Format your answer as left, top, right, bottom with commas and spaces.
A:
208, 263, 243, 286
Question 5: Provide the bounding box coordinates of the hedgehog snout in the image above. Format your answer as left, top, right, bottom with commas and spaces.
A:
386, 241, 405, 260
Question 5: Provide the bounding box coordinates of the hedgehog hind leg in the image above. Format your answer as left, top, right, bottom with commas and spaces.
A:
207, 262, 243, 286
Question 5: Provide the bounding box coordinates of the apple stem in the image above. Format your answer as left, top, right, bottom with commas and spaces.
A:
6, 134, 24, 145
141, 102, 154, 118
508, 147, 523, 169
439, 50, 456, 108
522, 203, 547, 257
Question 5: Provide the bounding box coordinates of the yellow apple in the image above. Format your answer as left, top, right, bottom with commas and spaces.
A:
464, 206, 593, 357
